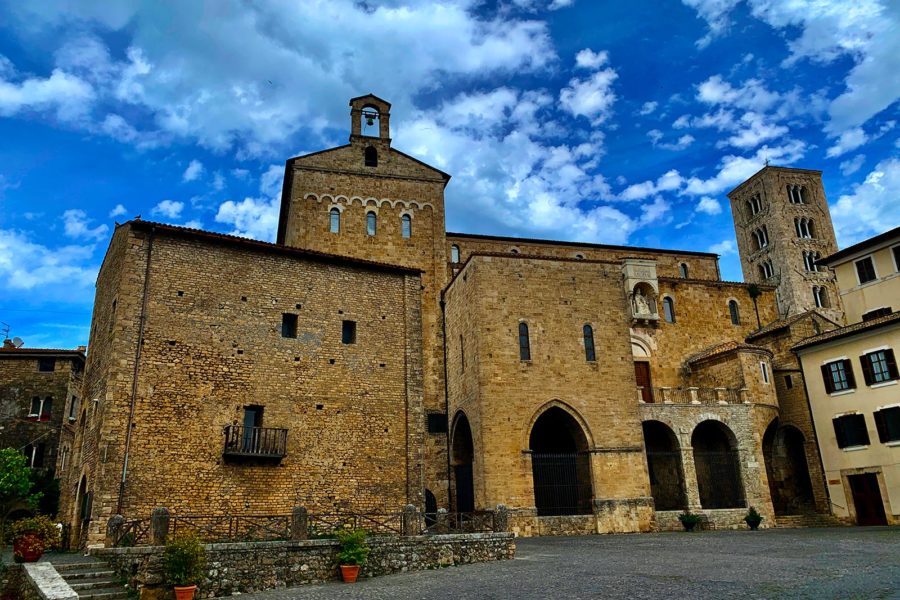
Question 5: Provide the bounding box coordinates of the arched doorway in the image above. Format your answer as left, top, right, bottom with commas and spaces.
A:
529, 406, 593, 516
642, 421, 687, 510
763, 421, 814, 514
451, 412, 474, 512
692, 421, 744, 509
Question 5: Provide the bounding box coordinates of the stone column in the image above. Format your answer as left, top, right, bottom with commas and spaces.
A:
688, 387, 700, 404
291, 507, 308, 541
494, 504, 509, 533
150, 507, 170, 546
105, 514, 124, 547
435, 508, 449, 534
660, 387, 672, 404
680, 447, 703, 510
401, 504, 420, 537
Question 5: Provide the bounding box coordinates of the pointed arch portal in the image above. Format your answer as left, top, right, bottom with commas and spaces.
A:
692, 420, 745, 509
451, 412, 475, 512
529, 406, 593, 516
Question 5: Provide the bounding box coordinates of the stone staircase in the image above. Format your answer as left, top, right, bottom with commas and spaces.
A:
774, 513, 848, 528
50, 556, 129, 600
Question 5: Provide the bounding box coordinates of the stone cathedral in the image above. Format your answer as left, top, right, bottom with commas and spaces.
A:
59, 95, 847, 544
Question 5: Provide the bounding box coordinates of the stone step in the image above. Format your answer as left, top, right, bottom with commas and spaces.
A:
774, 514, 845, 528
53, 561, 108, 572
76, 588, 129, 600
68, 578, 121, 591
58, 568, 117, 580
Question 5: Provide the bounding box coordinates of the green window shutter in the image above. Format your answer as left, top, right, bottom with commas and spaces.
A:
860, 354, 874, 386
842, 359, 857, 389
874, 410, 888, 444
821, 364, 834, 394
832, 418, 847, 448
884, 348, 899, 380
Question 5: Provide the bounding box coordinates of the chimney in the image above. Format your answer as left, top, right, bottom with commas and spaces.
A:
2, 339, 14, 349
76, 345, 87, 353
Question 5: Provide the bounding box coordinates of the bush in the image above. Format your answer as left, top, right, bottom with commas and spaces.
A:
678, 511, 702, 527
745, 506, 763, 527
335, 528, 369, 566
163, 533, 207, 587
9, 515, 60, 561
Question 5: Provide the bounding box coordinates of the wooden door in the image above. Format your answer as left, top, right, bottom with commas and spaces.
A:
634, 362, 653, 403
849, 474, 887, 526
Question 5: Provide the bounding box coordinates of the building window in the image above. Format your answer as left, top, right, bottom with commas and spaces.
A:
874, 406, 900, 444
451, 245, 460, 263
759, 260, 774, 280
784, 374, 793, 389
760, 361, 770, 384
893, 245, 900, 272
68, 396, 79, 421
575, 253, 584, 260
281, 313, 298, 338
748, 193, 763, 216
460, 334, 465, 372
29, 397, 41, 417
821, 359, 856, 393
426, 413, 448, 434
803, 251, 821, 272
342, 320, 357, 344
679, 263, 689, 278
364, 146, 377, 167
583, 324, 596, 362
37, 358, 55, 372
329, 208, 340, 233
366, 211, 377, 236
860, 349, 899, 385
832, 414, 869, 449
752, 226, 769, 251
862, 307, 892, 322
788, 184, 806, 204
28, 396, 52, 421
401, 214, 412, 239
518, 322, 531, 361
662, 297, 676, 323
794, 217, 814, 239
728, 300, 740, 325
855, 256, 877, 284
510, 248, 520, 254
813, 286, 829, 308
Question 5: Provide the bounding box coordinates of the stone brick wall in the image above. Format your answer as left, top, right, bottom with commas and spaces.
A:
92, 533, 515, 598
60, 223, 425, 545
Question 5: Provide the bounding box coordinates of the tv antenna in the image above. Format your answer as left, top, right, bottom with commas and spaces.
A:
0, 321, 9, 339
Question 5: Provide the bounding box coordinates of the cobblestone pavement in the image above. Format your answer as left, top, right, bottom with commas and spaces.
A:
227, 527, 899, 599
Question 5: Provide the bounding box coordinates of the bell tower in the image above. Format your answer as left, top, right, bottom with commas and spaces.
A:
727, 166, 842, 323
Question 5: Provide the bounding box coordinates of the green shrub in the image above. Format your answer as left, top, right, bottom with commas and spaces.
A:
335, 528, 369, 566
162, 533, 207, 587
678, 511, 702, 526
745, 506, 763, 526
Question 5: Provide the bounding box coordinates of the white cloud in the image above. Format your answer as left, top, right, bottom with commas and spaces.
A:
684, 140, 806, 195
830, 158, 900, 246
215, 165, 283, 241
109, 204, 127, 218
574, 49, 609, 70
639, 101, 658, 116
62, 209, 109, 240
0, 68, 94, 122
648, 130, 695, 151
0, 228, 98, 292
182, 160, 204, 182
212, 172, 226, 191
682, 0, 742, 47
708, 239, 736, 255
696, 196, 722, 215
826, 127, 867, 158
839, 154, 866, 176
619, 170, 684, 201
152, 199, 184, 219
559, 66, 618, 123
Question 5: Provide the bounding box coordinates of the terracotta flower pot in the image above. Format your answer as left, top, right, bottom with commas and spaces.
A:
174, 585, 197, 600
340, 565, 360, 583
13, 534, 44, 563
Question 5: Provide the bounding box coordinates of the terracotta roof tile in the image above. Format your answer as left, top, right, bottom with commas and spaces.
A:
685, 340, 772, 366
793, 310, 900, 351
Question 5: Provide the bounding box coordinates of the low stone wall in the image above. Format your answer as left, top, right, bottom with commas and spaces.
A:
655, 509, 759, 531
508, 498, 655, 537
92, 532, 515, 598
1, 563, 77, 600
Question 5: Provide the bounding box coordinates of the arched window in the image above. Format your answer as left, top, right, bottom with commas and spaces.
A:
401, 214, 412, 239
729, 300, 740, 325
813, 286, 829, 308
663, 297, 676, 323
788, 184, 805, 204
364, 146, 378, 167
680, 263, 689, 278
366, 211, 377, 236
759, 260, 774, 280
575, 254, 584, 260
450, 245, 460, 263
30, 396, 41, 417
329, 208, 340, 233
511, 248, 519, 254
518, 322, 531, 361
460, 334, 465, 372
42, 396, 52, 419
583, 324, 596, 362
798, 186, 808, 204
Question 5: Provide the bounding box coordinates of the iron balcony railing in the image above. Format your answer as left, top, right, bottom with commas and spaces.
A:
223, 425, 288, 460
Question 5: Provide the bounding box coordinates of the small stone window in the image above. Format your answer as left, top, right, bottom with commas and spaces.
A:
662, 297, 676, 323
583, 324, 596, 362
451, 245, 460, 263
426, 413, 448, 434
460, 334, 465, 372
329, 208, 341, 233
679, 263, 689, 278
37, 358, 55, 372
518, 322, 531, 361
832, 413, 869, 449
728, 300, 740, 325
401, 214, 412, 239
366, 211, 377, 236
281, 313, 298, 338
784, 374, 793, 389
68, 395, 79, 421
760, 361, 770, 384
342, 320, 357, 344
364, 146, 378, 167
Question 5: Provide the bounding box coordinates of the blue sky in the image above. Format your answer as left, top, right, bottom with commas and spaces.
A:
0, 0, 898, 349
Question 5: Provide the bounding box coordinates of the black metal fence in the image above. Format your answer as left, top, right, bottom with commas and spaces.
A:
694, 450, 745, 509
223, 425, 288, 459
531, 452, 593, 516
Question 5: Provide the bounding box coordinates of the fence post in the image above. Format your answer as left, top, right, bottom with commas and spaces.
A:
494, 504, 509, 533
401, 504, 419, 536
151, 507, 170, 546
105, 514, 125, 547
436, 508, 449, 534
291, 506, 308, 540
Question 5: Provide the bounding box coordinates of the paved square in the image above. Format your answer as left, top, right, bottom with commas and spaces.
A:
239, 527, 899, 599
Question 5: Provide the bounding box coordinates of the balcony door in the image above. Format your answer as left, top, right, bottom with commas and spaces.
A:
634, 361, 653, 403
242, 406, 263, 453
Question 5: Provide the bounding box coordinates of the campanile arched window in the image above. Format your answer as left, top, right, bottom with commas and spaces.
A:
364, 146, 378, 167
680, 263, 689, 278
329, 208, 340, 233
366, 211, 377, 236
451, 245, 460, 263
518, 322, 531, 361
663, 297, 676, 323
401, 214, 412, 239
583, 324, 596, 362
728, 300, 740, 325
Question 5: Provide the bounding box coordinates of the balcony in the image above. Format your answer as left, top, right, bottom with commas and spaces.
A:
223, 425, 288, 461
637, 387, 748, 405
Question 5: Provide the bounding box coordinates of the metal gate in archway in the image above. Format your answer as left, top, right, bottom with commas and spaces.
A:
531, 452, 592, 516
694, 449, 744, 509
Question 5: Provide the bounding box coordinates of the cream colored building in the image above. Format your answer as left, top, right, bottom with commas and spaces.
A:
821, 226, 900, 324
794, 228, 900, 525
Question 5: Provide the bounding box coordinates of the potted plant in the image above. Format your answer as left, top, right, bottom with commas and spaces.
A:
335, 527, 369, 583
745, 506, 763, 530
10, 515, 59, 563
678, 511, 702, 532
163, 533, 207, 600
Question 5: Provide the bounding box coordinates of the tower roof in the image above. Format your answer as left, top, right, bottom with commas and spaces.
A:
349, 93, 391, 109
